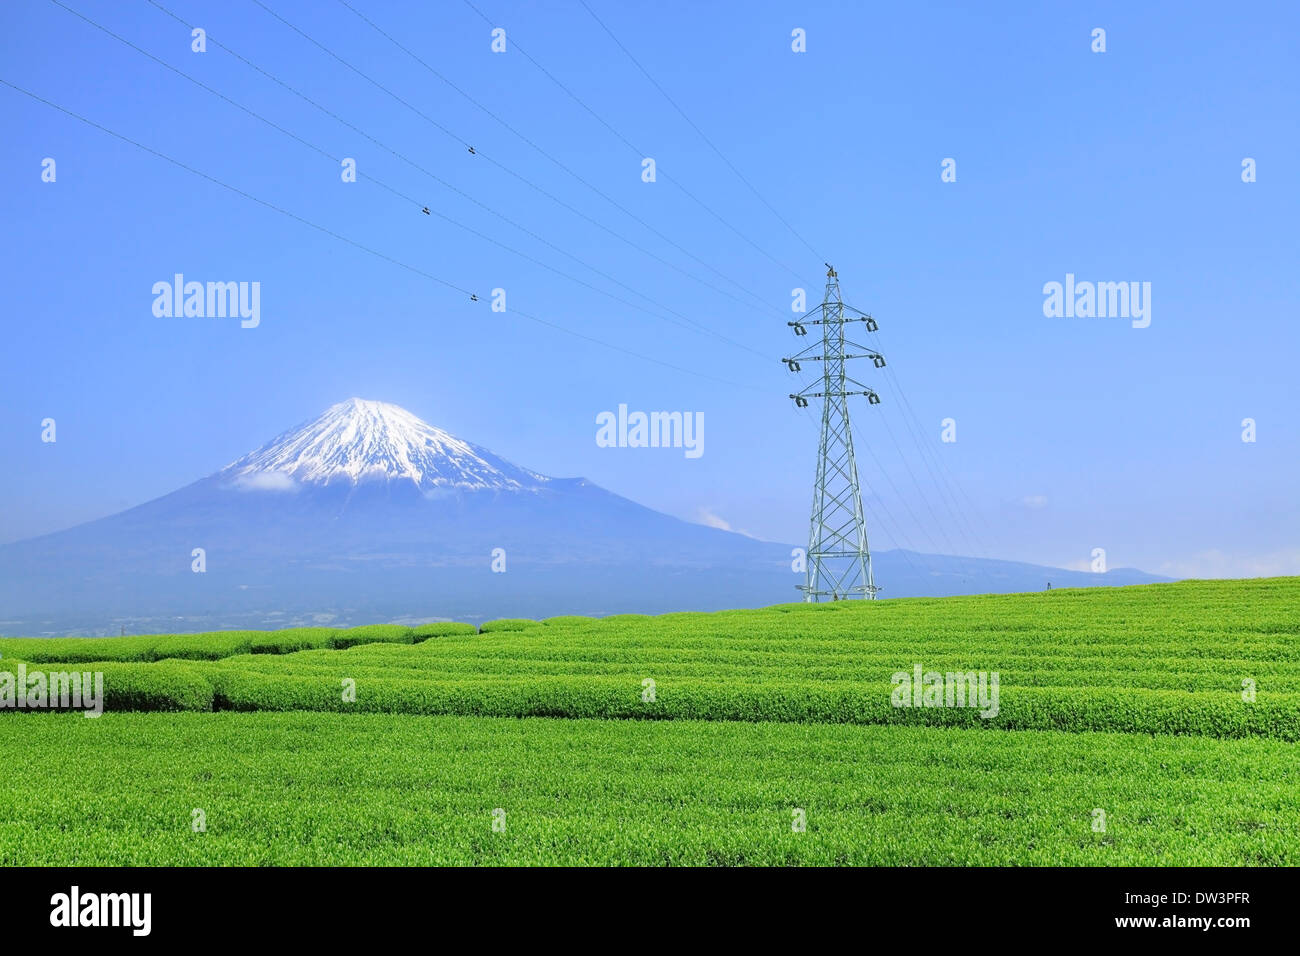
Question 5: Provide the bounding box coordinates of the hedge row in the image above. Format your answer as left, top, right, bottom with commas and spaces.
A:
211, 677, 1300, 739
203, 677, 1298, 738
0, 661, 214, 712
0, 621, 477, 663
22, 666, 1282, 740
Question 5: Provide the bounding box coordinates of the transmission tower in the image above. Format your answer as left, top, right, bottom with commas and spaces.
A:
784, 265, 887, 601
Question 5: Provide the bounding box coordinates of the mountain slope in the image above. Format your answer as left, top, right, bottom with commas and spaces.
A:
0, 399, 1170, 634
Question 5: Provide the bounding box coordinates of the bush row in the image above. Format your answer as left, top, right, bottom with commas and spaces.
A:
207, 677, 1300, 739
0, 621, 477, 663
23, 666, 1287, 740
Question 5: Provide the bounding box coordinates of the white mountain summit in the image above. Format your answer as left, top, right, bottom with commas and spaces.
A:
219, 398, 549, 492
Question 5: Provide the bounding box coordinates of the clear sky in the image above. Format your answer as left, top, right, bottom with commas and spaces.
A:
2, 0, 1297, 578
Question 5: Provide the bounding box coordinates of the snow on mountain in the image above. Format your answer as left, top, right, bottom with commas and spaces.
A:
218, 398, 549, 492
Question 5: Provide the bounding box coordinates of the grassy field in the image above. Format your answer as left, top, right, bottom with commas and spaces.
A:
1, 714, 1295, 865
1, 578, 1296, 865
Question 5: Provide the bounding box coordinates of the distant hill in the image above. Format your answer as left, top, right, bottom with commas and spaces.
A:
0, 399, 1170, 635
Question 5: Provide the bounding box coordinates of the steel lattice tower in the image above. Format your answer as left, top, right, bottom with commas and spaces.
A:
784, 266, 886, 601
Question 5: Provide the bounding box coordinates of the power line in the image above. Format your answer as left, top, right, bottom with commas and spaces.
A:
250, 0, 785, 323
886, 368, 996, 557
35, 4, 998, 579
875, 378, 980, 558
488, 0, 996, 565
62, 0, 767, 360
815, 288, 990, 563
144, 1, 719, 337
459, 0, 808, 285
576, 0, 823, 264
546, 0, 996, 563
872, 401, 989, 587
852, 417, 949, 561
856, 366, 988, 580
849, 420, 944, 583
0, 77, 759, 392
460, 0, 998, 565
855, 316, 997, 559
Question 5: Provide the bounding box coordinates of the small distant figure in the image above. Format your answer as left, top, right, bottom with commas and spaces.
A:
1046, 582, 1052, 590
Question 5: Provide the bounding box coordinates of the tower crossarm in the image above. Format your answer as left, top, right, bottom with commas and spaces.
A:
782, 350, 885, 364
790, 388, 881, 402
787, 315, 877, 328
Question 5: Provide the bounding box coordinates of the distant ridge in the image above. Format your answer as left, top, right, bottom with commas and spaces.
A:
0, 400, 1172, 635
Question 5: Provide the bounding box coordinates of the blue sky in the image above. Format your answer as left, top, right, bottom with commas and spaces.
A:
1, 0, 1297, 578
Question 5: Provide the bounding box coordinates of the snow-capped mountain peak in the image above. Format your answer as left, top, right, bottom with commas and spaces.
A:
219, 398, 548, 491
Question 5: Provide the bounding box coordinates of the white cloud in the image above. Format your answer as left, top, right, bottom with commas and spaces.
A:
231, 471, 298, 492
694, 508, 762, 539
1022, 495, 1048, 510
696, 508, 732, 531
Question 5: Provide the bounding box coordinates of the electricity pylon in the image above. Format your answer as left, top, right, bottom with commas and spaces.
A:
784, 265, 886, 601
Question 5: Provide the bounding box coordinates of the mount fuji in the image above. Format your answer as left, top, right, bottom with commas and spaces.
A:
0, 399, 1168, 635
220, 399, 550, 494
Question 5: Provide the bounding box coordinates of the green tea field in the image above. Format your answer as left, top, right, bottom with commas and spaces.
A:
1, 578, 1296, 865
